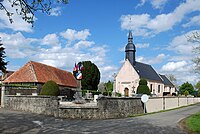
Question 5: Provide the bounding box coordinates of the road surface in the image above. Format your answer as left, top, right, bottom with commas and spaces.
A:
0, 103, 200, 134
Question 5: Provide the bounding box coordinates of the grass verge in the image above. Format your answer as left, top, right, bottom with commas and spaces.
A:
185, 112, 200, 134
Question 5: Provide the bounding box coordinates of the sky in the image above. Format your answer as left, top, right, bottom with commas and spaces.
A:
0, 0, 199, 85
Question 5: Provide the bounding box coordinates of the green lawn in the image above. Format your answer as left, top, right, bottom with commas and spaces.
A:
186, 111, 200, 133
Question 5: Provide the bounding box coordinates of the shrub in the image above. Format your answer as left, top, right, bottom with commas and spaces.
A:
40, 80, 60, 96
116, 92, 122, 97
137, 79, 151, 95
139, 79, 147, 85
184, 90, 189, 97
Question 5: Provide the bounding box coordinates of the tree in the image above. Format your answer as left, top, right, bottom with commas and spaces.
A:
40, 80, 60, 96
0, 0, 68, 25
104, 80, 113, 96
179, 82, 194, 95
73, 61, 100, 91
166, 74, 177, 84
104, 81, 113, 92
184, 90, 189, 97
0, 39, 7, 73
136, 79, 151, 95
187, 32, 200, 74
195, 81, 200, 97
195, 81, 200, 90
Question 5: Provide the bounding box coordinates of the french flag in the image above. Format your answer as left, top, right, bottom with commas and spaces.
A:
76, 72, 82, 80
79, 63, 84, 71
73, 63, 78, 71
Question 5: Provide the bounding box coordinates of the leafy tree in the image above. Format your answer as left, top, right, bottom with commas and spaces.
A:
187, 32, 200, 74
40, 80, 60, 96
105, 80, 113, 92
0, 0, 68, 25
136, 79, 151, 95
73, 61, 100, 91
195, 81, 200, 90
0, 39, 7, 73
179, 82, 194, 95
198, 89, 200, 97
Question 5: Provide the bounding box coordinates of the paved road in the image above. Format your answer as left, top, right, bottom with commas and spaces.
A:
0, 103, 200, 134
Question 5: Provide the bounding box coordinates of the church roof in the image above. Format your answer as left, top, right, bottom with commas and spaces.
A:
3, 61, 77, 88
159, 74, 174, 87
134, 62, 163, 82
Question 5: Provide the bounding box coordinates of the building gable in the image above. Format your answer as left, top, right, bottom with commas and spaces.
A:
116, 59, 139, 82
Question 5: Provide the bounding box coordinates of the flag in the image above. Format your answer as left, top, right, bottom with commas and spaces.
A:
79, 62, 84, 71
73, 63, 78, 71
76, 72, 82, 80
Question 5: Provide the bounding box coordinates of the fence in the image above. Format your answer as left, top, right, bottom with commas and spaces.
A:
146, 97, 200, 113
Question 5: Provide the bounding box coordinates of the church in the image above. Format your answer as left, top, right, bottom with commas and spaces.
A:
114, 31, 176, 97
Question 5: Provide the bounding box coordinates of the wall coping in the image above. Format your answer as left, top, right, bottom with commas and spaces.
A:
5, 95, 58, 99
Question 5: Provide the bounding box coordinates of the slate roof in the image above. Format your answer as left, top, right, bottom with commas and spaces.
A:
159, 74, 174, 87
133, 62, 163, 82
3, 61, 77, 88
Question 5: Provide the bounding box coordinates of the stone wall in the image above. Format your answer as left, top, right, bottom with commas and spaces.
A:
4, 95, 59, 116
59, 97, 143, 119
3, 96, 143, 119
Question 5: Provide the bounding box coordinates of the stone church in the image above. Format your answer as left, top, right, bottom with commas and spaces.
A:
114, 31, 175, 97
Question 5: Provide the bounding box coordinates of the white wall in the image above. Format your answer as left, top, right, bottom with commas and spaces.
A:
146, 97, 200, 113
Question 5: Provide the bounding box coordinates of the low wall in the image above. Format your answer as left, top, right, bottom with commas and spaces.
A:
4, 95, 59, 116
3, 96, 143, 119
4, 95, 200, 118
146, 97, 200, 113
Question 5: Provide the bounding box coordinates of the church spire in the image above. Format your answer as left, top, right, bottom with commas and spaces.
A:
125, 31, 136, 66
128, 31, 133, 43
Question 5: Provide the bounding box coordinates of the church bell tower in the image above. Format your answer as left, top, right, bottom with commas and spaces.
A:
125, 31, 136, 66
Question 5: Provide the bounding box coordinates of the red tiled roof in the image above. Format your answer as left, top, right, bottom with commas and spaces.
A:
3, 61, 77, 88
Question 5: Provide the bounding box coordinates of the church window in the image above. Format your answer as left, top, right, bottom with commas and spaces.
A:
150, 84, 153, 92
158, 85, 161, 93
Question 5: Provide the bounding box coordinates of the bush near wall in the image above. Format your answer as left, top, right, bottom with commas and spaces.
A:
40, 80, 60, 96
137, 79, 151, 95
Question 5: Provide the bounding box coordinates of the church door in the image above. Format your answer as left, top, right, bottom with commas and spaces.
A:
124, 88, 129, 97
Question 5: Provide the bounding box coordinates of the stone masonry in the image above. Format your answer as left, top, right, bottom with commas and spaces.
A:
3, 96, 144, 119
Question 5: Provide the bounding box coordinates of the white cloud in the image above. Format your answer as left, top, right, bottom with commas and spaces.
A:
74, 40, 94, 49
161, 61, 187, 72
151, 0, 168, 9
60, 29, 91, 42
182, 15, 200, 27
137, 53, 166, 64
135, 43, 149, 48
160, 61, 199, 85
135, 0, 147, 8
2, 29, 117, 82
0, 32, 37, 58
0, 0, 33, 32
49, 7, 62, 16
167, 30, 200, 55
121, 0, 200, 36
136, 0, 168, 9
41, 34, 60, 46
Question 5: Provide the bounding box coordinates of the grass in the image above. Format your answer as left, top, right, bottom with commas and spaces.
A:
185, 112, 200, 133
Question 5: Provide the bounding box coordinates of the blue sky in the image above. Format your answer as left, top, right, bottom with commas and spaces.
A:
0, 0, 199, 85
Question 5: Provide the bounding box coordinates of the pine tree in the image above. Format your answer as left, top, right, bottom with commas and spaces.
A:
0, 39, 7, 73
